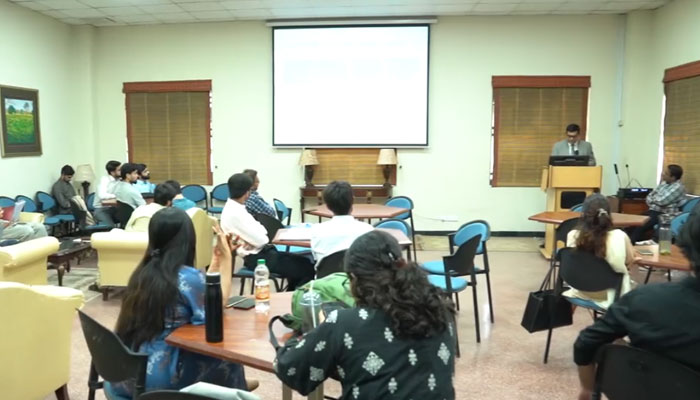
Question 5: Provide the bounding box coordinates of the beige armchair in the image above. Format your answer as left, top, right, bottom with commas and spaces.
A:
0, 282, 84, 399
91, 209, 215, 299
19, 211, 45, 224
188, 207, 216, 270
91, 230, 147, 299
0, 236, 59, 285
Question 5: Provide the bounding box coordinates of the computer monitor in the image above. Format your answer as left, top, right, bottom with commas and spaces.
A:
548, 155, 591, 166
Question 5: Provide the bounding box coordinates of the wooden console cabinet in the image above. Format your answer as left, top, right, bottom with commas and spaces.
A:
300, 185, 392, 222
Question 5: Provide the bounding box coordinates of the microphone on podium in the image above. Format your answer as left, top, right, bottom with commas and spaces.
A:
614, 163, 622, 188
625, 164, 632, 188
574, 149, 579, 156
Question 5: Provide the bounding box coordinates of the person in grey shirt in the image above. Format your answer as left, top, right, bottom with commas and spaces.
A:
113, 163, 146, 210
551, 123, 596, 166
51, 165, 77, 214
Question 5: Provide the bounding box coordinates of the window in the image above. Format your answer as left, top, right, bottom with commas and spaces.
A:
123, 80, 212, 185
491, 76, 590, 187
662, 61, 700, 193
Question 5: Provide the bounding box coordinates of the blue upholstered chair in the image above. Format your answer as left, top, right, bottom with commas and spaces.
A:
181, 185, 208, 209
426, 234, 482, 345
421, 220, 495, 323
208, 184, 229, 215
11, 195, 61, 229
384, 196, 416, 260
85, 193, 96, 212
570, 203, 584, 212
373, 218, 412, 261
682, 197, 700, 213
36, 191, 75, 224
671, 212, 689, 239
273, 198, 293, 226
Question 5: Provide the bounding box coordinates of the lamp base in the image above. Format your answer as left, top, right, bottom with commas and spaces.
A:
304, 166, 315, 187
382, 165, 392, 187
81, 181, 90, 201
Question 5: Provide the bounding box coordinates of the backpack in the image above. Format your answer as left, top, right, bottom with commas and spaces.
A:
282, 272, 355, 332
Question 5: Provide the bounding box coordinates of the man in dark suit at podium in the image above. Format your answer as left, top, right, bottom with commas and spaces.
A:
551, 123, 596, 166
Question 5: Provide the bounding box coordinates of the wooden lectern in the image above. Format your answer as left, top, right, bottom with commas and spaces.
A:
539, 166, 602, 258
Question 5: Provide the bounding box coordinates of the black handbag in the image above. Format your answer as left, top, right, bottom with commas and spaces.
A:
521, 263, 573, 333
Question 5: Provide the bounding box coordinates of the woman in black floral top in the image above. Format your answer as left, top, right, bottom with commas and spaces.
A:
274, 230, 456, 399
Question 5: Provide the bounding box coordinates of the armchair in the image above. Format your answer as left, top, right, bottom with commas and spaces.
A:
187, 207, 215, 270
0, 236, 59, 284
91, 230, 148, 300
0, 282, 84, 399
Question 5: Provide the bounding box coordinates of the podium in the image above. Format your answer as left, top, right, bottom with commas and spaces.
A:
539, 166, 602, 258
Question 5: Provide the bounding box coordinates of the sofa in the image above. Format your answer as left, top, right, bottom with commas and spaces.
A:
0, 281, 84, 399
0, 236, 59, 285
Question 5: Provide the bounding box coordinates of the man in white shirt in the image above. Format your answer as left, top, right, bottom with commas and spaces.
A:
310, 180, 373, 264
124, 184, 176, 232
221, 173, 314, 290
93, 160, 120, 227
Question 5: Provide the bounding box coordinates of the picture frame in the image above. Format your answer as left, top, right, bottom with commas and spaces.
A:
1, 85, 42, 157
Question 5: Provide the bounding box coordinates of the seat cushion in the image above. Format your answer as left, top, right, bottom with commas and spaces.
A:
234, 268, 254, 277
43, 216, 61, 225
274, 244, 311, 254
565, 297, 606, 313
56, 214, 75, 222
421, 260, 446, 275
427, 274, 468, 292
207, 206, 223, 214
103, 382, 130, 400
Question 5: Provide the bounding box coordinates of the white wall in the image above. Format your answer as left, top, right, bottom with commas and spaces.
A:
620, 0, 700, 188
0, 1, 94, 196
91, 15, 624, 231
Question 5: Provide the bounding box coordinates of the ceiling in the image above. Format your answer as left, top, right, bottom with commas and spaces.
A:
8, 0, 672, 27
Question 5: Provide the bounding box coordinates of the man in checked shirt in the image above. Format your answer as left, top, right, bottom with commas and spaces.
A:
631, 164, 686, 243
242, 168, 278, 219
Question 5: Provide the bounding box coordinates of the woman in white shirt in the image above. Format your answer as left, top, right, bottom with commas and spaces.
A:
564, 193, 635, 309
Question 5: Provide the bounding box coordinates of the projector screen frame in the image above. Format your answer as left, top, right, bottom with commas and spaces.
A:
271, 23, 431, 148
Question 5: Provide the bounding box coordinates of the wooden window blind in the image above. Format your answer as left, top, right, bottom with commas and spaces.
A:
124, 80, 212, 185
491, 76, 590, 187
313, 148, 395, 185
663, 60, 700, 193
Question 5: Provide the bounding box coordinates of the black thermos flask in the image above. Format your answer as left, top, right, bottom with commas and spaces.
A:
205, 272, 223, 343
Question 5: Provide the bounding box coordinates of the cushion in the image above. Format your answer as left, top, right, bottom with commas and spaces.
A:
427, 274, 469, 292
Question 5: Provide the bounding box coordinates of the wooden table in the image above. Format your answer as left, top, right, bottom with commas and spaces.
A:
634, 244, 691, 272
47, 239, 92, 286
303, 204, 408, 221
166, 292, 322, 399
300, 185, 392, 222
529, 211, 648, 259
273, 227, 414, 260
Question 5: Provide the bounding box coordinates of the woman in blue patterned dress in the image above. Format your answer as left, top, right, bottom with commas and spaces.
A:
110, 207, 246, 397
274, 230, 457, 399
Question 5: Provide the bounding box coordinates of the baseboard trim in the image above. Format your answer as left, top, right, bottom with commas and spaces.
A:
416, 230, 544, 238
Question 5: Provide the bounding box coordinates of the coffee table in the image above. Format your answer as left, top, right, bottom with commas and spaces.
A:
48, 239, 92, 286
303, 204, 408, 221
634, 244, 691, 284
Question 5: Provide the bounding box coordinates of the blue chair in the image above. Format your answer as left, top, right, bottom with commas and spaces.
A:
384, 196, 417, 260
374, 218, 412, 261
254, 213, 309, 255
69, 199, 112, 235
682, 197, 700, 213
543, 247, 623, 364
0, 196, 14, 208
570, 203, 584, 212
14, 195, 38, 212
181, 184, 208, 209
273, 198, 293, 226
86, 193, 96, 212
208, 184, 229, 214
421, 220, 495, 323
36, 191, 75, 223
427, 234, 482, 344
671, 212, 689, 239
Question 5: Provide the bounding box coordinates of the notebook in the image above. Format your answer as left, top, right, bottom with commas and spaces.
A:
2, 200, 25, 224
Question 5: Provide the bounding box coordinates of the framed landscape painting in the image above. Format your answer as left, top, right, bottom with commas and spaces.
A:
1, 85, 42, 157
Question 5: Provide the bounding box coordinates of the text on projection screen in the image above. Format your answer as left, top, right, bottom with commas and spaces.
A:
273, 26, 429, 146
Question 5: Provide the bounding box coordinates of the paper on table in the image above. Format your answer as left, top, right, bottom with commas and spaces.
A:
278, 226, 313, 240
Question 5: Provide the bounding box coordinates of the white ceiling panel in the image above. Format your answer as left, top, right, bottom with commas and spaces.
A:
8, 0, 673, 26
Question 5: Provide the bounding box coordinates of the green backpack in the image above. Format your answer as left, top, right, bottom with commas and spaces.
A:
282, 272, 355, 332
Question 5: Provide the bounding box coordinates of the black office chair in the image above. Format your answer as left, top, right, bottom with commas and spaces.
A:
253, 213, 283, 242
233, 213, 288, 295
315, 250, 347, 279
543, 248, 623, 364
78, 310, 148, 400
114, 201, 135, 229
592, 344, 700, 400
551, 217, 580, 269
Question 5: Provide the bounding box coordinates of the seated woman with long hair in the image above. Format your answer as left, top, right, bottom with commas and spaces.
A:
274, 230, 456, 399
110, 207, 246, 396
564, 193, 634, 308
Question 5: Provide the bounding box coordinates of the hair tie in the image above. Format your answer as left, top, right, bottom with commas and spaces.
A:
150, 249, 161, 257
598, 208, 608, 217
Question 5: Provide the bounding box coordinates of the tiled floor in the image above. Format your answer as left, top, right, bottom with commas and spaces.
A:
44, 242, 668, 400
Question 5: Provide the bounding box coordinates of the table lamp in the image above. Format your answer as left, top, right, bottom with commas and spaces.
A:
377, 149, 397, 187
73, 164, 96, 200
299, 149, 319, 187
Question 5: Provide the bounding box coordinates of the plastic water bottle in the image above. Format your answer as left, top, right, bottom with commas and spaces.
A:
205, 272, 223, 343
659, 214, 672, 255
254, 259, 270, 313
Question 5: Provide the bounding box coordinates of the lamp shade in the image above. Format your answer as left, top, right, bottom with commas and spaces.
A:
377, 149, 398, 165
73, 164, 95, 183
299, 149, 319, 166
